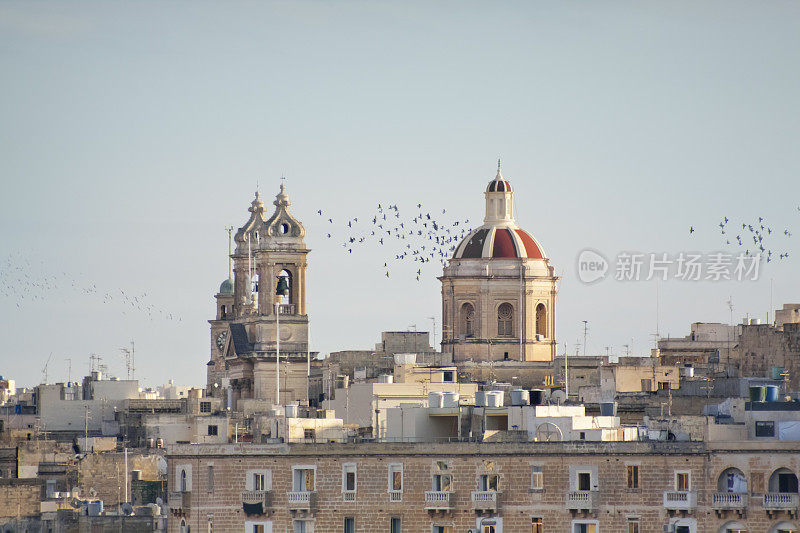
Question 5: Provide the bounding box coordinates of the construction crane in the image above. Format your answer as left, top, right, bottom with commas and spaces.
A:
42, 352, 53, 384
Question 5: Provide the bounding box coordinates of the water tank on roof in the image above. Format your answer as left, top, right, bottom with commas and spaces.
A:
529, 389, 544, 406
428, 392, 444, 408
475, 391, 486, 407
749, 386, 766, 402
765, 385, 780, 402
86, 501, 103, 516
511, 389, 529, 406
285, 403, 299, 418
485, 391, 504, 408
378, 374, 394, 384
681, 365, 694, 378
441, 392, 459, 408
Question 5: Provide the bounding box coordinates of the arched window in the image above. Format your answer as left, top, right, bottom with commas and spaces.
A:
497, 303, 513, 336
460, 303, 475, 337
277, 269, 292, 307
769, 468, 799, 493
536, 303, 547, 337
718, 467, 747, 493
180, 469, 187, 492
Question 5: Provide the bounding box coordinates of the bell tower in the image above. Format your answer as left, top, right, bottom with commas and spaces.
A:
210, 184, 312, 409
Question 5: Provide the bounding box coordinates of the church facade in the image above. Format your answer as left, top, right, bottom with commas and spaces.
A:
440, 167, 559, 362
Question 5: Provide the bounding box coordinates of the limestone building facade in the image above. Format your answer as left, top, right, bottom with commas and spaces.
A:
440, 167, 559, 363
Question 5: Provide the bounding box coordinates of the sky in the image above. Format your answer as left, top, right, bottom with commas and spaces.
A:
1, 1, 799, 389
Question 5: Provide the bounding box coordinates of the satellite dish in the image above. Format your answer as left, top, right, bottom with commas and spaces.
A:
550, 390, 566, 405
536, 422, 563, 442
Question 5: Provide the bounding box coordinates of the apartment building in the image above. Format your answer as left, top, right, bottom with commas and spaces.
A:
166, 440, 800, 533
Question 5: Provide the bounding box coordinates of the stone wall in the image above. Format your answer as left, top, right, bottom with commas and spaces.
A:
0, 479, 40, 518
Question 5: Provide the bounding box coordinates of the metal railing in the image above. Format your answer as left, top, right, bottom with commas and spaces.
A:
343, 491, 356, 502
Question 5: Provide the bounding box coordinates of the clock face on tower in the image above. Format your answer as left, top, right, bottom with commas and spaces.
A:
215, 331, 228, 352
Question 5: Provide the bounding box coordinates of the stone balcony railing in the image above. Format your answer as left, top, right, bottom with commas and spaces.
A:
565, 490, 599, 511
277, 304, 296, 314
167, 490, 191, 510
424, 491, 454, 510
663, 490, 697, 511
712, 492, 748, 511
287, 491, 316, 511
241, 490, 271, 515
343, 490, 356, 502
471, 490, 499, 512
388, 490, 403, 502
764, 492, 799, 512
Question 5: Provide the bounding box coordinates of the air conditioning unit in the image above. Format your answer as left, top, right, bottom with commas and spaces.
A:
535, 334, 544, 341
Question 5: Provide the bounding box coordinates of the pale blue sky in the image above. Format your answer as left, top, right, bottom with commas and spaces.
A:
1, 1, 798, 388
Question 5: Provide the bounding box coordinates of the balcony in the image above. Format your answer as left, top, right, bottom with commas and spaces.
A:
241, 490, 271, 515
343, 490, 356, 502
167, 491, 191, 514
565, 491, 598, 511
287, 491, 316, 511
712, 492, 748, 511
663, 491, 697, 511
277, 304, 296, 314
425, 491, 454, 511
471, 491, 498, 512
388, 490, 403, 502
764, 493, 799, 514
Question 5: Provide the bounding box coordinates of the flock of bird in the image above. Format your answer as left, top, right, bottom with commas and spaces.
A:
0, 252, 182, 321
316, 202, 474, 280
689, 209, 797, 263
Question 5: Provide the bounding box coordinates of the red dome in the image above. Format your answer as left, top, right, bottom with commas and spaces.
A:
453, 226, 545, 260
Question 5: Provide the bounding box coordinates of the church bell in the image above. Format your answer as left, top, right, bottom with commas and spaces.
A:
275, 275, 290, 296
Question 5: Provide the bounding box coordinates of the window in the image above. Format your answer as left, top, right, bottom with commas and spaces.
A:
293, 521, 311, 533
483, 526, 495, 533
756, 421, 775, 437
659, 381, 671, 390
531, 517, 543, 533
180, 469, 188, 492
389, 464, 403, 496
675, 527, 690, 533
343, 464, 356, 492
498, 303, 513, 336
390, 518, 401, 533
293, 467, 315, 491
207, 466, 214, 493
676, 472, 690, 491
531, 466, 543, 490
640, 379, 651, 391
442, 371, 454, 383
304, 428, 316, 440
573, 523, 597, 533
432, 473, 452, 491
344, 518, 354, 533
254, 526, 265, 533
253, 473, 266, 491
207, 425, 218, 436
200, 401, 211, 413
479, 474, 498, 491
432, 527, 453, 533
578, 472, 591, 491
628, 519, 639, 533
536, 303, 547, 337
627, 465, 639, 489
461, 303, 475, 337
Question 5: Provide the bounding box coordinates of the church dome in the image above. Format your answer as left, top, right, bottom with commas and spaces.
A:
453, 226, 545, 259
452, 164, 546, 260
219, 277, 234, 295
